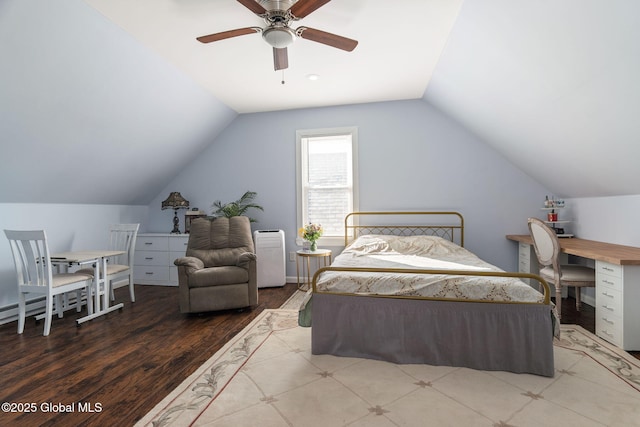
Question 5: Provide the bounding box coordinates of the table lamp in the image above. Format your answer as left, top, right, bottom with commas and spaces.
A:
161, 192, 190, 234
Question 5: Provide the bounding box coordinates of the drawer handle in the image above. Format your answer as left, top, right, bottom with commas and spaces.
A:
602, 317, 615, 325
600, 330, 614, 337
602, 267, 615, 272
602, 279, 615, 286
145, 242, 153, 245
601, 292, 614, 298
145, 257, 154, 260
601, 305, 615, 311
145, 272, 154, 275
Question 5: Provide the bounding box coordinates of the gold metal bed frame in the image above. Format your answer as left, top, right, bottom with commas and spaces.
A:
309, 211, 556, 377
314, 211, 551, 305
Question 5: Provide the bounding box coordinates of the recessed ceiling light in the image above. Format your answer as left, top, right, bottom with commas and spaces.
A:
306, 74, 319, 81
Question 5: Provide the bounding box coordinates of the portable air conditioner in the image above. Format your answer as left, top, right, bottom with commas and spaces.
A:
253, 230, 286, 288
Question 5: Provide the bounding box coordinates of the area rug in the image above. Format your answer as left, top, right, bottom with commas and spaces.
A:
136, 309, 640, 427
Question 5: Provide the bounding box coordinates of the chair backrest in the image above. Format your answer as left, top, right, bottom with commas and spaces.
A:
4, 230, 53, 290
186, 217, 254, 267
108, 224, 139, 266
527, 218, 561, 270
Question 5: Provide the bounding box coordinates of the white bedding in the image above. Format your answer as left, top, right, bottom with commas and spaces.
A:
316, 235, 547, 303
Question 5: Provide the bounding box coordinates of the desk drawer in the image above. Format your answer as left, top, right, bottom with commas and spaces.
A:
518, 243, 531, 261
596, 261, 622, 278
596, 314, 623, 347
135, 251, 169, 266
596, 286, 622, 315
597, 272, 622, 292
136, 236, 169, 252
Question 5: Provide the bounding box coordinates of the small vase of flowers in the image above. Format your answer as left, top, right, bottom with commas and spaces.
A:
299, 223, 323, 251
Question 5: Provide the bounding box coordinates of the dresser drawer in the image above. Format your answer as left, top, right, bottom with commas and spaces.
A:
136, 236, 169, 252
596, 261, 622, 278
134, 266, 170, 282
596, 314, 623, 347
169, 236, 189, 252
135, 250, 169, 266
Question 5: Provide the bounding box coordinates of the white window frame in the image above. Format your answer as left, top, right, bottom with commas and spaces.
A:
296, 126, 359, 247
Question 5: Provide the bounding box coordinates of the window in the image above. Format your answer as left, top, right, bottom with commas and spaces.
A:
296, 127, 359, 246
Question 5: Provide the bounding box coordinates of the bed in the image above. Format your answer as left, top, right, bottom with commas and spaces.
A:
308, 211, 557, 377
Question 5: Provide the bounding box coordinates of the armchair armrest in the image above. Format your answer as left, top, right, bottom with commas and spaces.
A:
174, 256, 204, 275
237, 252, 257, 269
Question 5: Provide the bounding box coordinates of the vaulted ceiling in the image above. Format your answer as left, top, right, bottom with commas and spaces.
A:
2, 0, 639, 204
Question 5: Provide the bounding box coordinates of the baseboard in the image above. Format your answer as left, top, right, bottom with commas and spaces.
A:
0, 295, 88, 326
286, 275, 297, 284
0, 297, 46, 326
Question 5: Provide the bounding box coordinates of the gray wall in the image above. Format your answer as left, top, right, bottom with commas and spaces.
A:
148, 99, 552, 276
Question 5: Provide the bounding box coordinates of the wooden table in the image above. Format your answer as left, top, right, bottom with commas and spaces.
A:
506, 234, 640, 350
506, 235, 640, 265
51, 250, 125, 325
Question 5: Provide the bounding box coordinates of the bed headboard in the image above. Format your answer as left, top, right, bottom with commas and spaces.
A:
344, 211, 465, 247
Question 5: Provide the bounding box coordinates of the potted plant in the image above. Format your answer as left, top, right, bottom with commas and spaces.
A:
211, 191, 264, 222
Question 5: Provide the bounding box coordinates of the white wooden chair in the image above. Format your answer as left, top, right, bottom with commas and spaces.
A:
78, 224, 139, 302
4, 229, 93, 336
527, 217, 595, 319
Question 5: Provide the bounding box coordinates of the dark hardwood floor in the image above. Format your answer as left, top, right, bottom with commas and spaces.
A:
0, 283, 298, 426
0, 286, 637, 426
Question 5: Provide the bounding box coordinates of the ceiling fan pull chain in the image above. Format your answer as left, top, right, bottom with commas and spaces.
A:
281, 70, 286, 85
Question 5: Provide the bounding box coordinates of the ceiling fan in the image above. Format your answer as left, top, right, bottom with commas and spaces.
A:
196, 0, 358, 71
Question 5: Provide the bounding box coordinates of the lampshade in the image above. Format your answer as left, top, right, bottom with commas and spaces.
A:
161, 192, 190, 210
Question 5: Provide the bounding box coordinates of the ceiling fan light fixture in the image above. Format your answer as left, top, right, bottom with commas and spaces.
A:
262, 26, 296, 48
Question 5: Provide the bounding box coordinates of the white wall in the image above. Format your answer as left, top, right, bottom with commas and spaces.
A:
0, 203, 148, 308
568, 195, 640, 246
147, 99, 553, 276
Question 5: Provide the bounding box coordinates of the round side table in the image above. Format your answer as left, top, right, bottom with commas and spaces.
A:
296, 249, 332, 291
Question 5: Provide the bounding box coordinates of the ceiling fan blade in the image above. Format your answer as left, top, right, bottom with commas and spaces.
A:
236, 0, 267, 16
273, 47, 289, 70
297, 27, 358, 51
196, 27, 260, 44
289, 0, 331, 19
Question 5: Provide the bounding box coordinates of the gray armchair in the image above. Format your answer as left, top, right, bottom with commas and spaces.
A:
174, 216, 257, 313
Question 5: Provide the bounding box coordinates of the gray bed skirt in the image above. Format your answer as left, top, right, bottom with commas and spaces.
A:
311, 293, 555, 377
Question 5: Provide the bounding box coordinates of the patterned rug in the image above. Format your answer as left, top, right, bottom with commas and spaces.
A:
136, 309, 640, 427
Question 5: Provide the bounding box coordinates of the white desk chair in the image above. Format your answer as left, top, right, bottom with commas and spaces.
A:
527, 217, 595, 319
78, 224, 139, 303
4, 230, 93, 336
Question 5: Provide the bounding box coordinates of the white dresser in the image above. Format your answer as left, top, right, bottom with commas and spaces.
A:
134, 233, 189, 286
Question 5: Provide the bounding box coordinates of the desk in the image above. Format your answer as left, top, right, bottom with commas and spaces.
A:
51, 250, 125, 325
507, 235, 640, 350
296, 249, 332, 291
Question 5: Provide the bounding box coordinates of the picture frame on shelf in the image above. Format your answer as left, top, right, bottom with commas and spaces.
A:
184, 209, 206, 234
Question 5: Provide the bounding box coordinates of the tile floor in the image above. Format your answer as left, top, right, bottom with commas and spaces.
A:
138, 310, 640, 427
